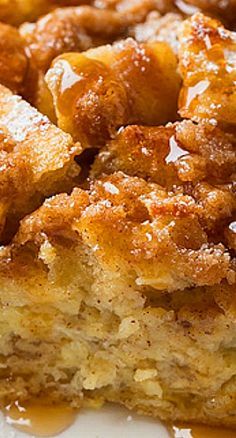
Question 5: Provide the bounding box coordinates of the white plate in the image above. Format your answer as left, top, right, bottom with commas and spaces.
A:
0, 405, 170, 438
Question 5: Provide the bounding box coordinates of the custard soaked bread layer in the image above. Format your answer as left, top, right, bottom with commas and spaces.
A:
0, 2, 234, 431
0, 84, 80, 241
0, 172, 234, 427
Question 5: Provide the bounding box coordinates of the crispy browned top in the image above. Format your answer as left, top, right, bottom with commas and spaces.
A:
0, 0, 93, 26
92, 121, 236, 186
0, 0, 175, 27
0, 4, 234, 303
130, 11, 183, 52
178, 13, 236, 126
10, 172, 234, 292
0, 23, 29, 94
176, 0, 236, 26
91, 121, 236, 236
1, 0, 235, 27
44, 38, 181, 147
20, 6, 128, 73
0, 84, 80, 241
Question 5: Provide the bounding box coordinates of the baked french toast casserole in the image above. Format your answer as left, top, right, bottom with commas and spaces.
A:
0, 0, 235, 429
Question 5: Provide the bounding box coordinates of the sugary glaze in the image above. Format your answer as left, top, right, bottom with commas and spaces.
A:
0, 84, 80, 241
19, 5, 130, 112
130, 11, 183, 52
3, 400, 77, 437
45, 38, 181, 146
91, 121, 236, 186
91, 122, 236, 237
0, 2, 234, 435
20, 6, 128, 73
178, 13, 236, 126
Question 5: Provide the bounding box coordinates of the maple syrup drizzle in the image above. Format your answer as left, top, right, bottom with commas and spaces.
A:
165, 135, 188, 164
185, 80, 210, 108
3, 399, 77, 437
170, 424, 236, 438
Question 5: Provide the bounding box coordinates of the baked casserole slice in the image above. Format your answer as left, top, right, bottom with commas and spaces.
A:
0, 170, 234, 427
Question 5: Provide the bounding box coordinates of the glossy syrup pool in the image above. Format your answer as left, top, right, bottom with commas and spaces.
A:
2, 400, 236, 437
3, 400, 77, 437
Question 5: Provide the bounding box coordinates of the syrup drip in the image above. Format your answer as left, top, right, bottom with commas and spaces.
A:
2, 401, 235, 437
4, 400, 77, 437
185, 80, 210, 108
171, 424, 236, 438
165, 135, 188, 164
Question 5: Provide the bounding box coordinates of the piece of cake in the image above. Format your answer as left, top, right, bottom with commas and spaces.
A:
0, 172, 234, 428
0, 84, 80, 241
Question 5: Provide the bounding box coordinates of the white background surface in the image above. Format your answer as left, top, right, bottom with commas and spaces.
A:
0, 405, 170, 438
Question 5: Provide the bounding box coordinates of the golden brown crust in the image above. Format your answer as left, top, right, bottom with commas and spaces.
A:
94, 0, 177, 17
0, 0, 93, 26
0, 23, 29, 95
130, 11, 183, 52
97, 0, 236, 25
20, 6, 129, 112
91, 124, 178, 186
13, 172, 234, 292
178, 13, 236, 126
20, 6, 128, 73
44, 38, 181, 147
176, 0, 236, 26
0, 84, 81, 241
91, 121, 236, 236
0, 4, 235, 428
92, 121, 236, 185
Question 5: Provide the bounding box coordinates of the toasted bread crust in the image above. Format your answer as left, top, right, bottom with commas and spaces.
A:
0, 84, 80, 241
0, 3, 235, 429
11, 172, 234, 291
45, 38, 181, 146
178, 13, 236, 126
